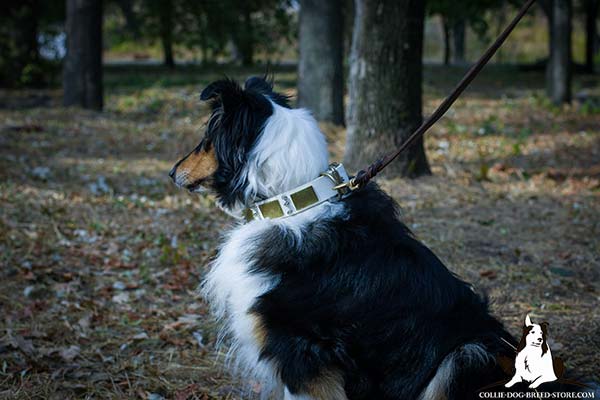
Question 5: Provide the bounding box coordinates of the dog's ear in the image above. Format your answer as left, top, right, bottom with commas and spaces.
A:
200, 79, 244, 111
244, 75, 290, 108
244, 76, 274, 93
525, 314, 533, 327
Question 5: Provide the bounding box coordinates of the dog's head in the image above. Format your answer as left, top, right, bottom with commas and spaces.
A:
169, 76, 329, 217
517, 314, 549, 354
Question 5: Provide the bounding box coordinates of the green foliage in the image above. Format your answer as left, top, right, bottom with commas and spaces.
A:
1, 0, 295, 87
578, 99, 600, 116
156, 233, 188, 266
446, 120, 468, 136
110, 0, 295, 65
511, 127, 533, 156
0, 0, 64, 87
529, 92, 563, 115
475, 115, 500, 136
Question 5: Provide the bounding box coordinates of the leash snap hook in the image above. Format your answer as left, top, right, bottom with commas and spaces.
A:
321, 163, 355, 198
332, 178, 360, 194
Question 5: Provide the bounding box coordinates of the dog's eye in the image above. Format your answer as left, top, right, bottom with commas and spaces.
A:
203, 138, 212, 151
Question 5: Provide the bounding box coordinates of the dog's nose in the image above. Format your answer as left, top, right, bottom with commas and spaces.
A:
537, 338, 542, 342
169, 166, 177, 181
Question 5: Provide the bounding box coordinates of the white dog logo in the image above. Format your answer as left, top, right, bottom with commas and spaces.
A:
505, 315, 558, 389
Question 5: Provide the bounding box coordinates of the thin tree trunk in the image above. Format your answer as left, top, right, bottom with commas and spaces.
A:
117, 0, 140, 38
24, 1, 41, 65
494, 5, 508, 63
63, 0, 103, 111
442, 17, 451, 66
200, 43, 208, 65
161, 34, 174, 68
298, 0, 344, 125
452, 19, 466, 64
240, 7, 254, 66
345, 0, 430, 178
541, 0, 555, 94
539, 0, 552, 17
585, 0, 599, 72
159, 0, 175, 68
548, 0, 572, 104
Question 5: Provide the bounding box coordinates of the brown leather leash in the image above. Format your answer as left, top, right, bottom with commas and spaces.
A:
341, 0, 537, 191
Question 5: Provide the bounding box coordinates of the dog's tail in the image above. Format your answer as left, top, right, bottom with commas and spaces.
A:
418, 343, 501, 400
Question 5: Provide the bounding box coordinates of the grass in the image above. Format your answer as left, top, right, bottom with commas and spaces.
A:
1, 65, 599, 399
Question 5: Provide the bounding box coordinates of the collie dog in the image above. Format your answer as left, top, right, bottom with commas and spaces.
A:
505, 315, 558, 389
169, 76, 518, 399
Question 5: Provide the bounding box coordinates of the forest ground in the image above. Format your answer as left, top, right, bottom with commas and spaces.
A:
1, 64, 599, 399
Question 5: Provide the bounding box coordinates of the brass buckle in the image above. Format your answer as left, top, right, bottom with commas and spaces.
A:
332, 178, 360, 193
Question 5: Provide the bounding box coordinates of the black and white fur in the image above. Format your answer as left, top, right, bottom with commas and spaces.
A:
170, 76, 520, 399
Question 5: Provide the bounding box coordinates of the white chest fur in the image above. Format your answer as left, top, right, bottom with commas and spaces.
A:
201, 202, 345, 397
202, 217, 280, 393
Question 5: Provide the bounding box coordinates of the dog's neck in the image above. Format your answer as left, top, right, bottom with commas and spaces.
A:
240, 101, 330, 203
219, 101, 334, 220
242, 163, 351, 222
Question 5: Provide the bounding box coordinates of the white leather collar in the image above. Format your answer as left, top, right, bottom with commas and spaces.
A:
243, 163, 350, 222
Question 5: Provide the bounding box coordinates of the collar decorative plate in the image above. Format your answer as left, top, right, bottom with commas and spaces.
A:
243, 163, 351, 222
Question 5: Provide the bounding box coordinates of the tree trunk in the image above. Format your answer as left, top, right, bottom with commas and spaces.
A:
230, 4, 255, 66
539, 0, 552, 17
297, 0, 344, 125
452, 19, 466, 64
159, 0, 175, 68
442, 17, 451, 66
547, 0, 572, 105
540, 0, 554, 94
585, 0, 599, 72
22, 1, 41, 66
240, 7, 254, 66
345, 0, 430, 178
117, 0, 140, 38
63, 0, 103, 111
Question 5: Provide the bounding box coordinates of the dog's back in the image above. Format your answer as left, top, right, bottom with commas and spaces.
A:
247, 184, 516, 399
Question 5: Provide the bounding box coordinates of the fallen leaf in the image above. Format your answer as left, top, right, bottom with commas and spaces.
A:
174, 384, 200, 400
7, 332, 35, 357
112, 292, 129, 304
479, 270, 497, 279
132, 332, 149, 340
59, 345, 80, 362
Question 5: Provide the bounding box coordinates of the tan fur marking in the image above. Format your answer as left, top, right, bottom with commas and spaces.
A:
305, 370, 348, 400
248, 315, 346, 399
177, 147, 218, 184
250, 313, 268, 348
